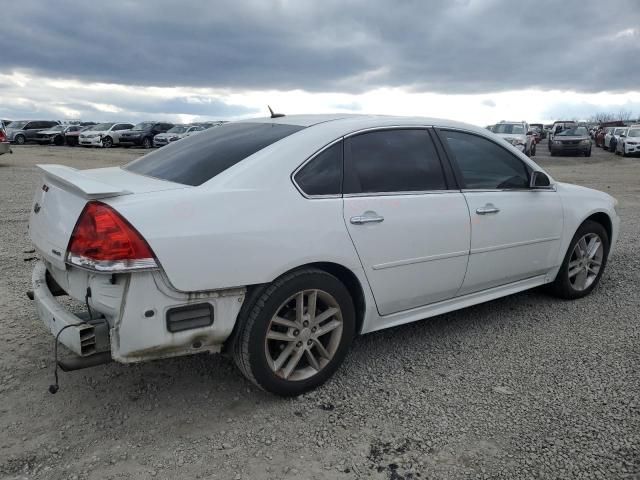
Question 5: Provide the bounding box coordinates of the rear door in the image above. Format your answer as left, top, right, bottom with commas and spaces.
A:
342, 128, 470, 316
436, 129, 563, 295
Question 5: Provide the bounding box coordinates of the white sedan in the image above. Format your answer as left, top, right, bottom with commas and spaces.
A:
28, 115, 619, 396
78, 122, 134, 148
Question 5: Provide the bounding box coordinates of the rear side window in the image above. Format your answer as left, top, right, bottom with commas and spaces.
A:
124, 122, 305, 186
441, 130, 530, 189
344, 129, 446, 194
294, 142, 343, 196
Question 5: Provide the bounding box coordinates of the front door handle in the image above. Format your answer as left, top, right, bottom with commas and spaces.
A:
476, 204, 500, 215
350, 212, 385, 225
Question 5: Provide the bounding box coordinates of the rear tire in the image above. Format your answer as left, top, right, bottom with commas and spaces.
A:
232, 268, 355, 396
548, 220, 609, 300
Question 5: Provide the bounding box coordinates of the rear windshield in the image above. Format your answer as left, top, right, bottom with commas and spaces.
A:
124, 122, 305, 186
491, 123, 525, 135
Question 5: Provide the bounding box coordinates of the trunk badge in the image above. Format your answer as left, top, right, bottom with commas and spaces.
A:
42, 184, 49, 192
33, 202, 41, 213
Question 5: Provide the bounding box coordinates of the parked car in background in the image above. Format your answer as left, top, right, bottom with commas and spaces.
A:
27, 114, 619, 396
79, 123, 134, 148
36, 125, 86, 146
607, 127, 627, 152
153, 125, 203, 147
65, 125, 93, 146
530, 123, 546, 139
548, 121, 577, 147
549, 126, 592, 157
0, 122, 11, 155
119, 121, 174, 148
5, 120, 60, 145
491, 121, 535, 156
615, 125, 640, 157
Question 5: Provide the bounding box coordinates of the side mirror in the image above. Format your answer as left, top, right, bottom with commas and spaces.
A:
530, 171, 552, 189
620, 134, 626, 138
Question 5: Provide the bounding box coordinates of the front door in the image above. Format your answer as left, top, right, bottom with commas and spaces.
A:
437, 129, 563, 295
342, 128, 471, 316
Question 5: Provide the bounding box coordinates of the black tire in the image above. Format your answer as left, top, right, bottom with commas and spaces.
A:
550, 151, 557, 157
232, 268, 356, 396
53, 135, 64, 146
102, 136, 113, 148
14, 134, 25, 145
531, 143, 536, 156
548, 220, 609, 300
142, 137, 152, 149
622, 146, 628, 157
585, 148, 591, 157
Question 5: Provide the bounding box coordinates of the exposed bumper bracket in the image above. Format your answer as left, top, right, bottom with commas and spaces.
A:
58, 352, 113, 372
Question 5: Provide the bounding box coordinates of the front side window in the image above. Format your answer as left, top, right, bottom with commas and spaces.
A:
294, 142, 343, 196
125, 122, 305, 186
344, 129, 446, 194
442, 130, 530, 190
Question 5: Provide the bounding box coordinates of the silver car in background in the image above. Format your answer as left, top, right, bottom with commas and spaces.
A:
153, 125, 203, 147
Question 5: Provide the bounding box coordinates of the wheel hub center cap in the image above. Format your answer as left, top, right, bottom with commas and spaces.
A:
299, 328, 312, 342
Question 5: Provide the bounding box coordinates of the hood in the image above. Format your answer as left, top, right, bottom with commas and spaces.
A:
495, 132, 526, 140
554, 135, 589, 141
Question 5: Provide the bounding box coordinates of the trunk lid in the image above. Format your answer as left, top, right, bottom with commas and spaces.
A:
29, 164, 186, 269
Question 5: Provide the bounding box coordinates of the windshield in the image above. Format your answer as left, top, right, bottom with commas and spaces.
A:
628, 129, 640, 138
8, 121, 28, 129
614, 128, 626, 135
124, 122, 305, 186
132, 122, 155, 131
167, 126, 188, 134
90, 123, 114, 132
491, 124, 525, 135
557, 127, 588, 136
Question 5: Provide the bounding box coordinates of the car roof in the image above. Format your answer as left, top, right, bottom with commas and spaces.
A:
239, 113, 488, 134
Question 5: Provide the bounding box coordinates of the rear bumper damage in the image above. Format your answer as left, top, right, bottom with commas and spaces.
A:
31, 260, 246, 366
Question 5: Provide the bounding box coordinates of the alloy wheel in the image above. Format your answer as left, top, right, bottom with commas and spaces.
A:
568, 233, 603, 291
264, 289, 343, 381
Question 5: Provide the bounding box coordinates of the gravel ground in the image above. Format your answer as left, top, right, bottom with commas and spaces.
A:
0, 142, 638, 480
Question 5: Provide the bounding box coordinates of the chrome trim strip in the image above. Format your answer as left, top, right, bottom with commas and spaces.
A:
344, 125, 434, 138
344, 189, 460, 198
470, 236, 561, 255
461, 187, 557, 193
372, 250, 468, 270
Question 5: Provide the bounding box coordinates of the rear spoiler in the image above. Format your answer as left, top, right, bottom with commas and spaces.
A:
37, 165, 132, 199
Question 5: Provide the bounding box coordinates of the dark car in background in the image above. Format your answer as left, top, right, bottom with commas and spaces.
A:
119, 121, 174, 148
549, 126, 592, 156
64, 125, 94, 146
5, 120, 60, 144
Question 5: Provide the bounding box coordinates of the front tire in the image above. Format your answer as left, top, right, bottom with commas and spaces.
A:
548, 220, 609, 300
102, 136, 113, 148
585, 148, 591, 157
142, 137, 152, 149
14, 134, 25, 145
531, 143, 536, 156
232, 269, 355, 396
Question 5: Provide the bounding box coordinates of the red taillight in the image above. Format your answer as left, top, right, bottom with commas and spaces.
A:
66, 201, 158, 272
0, 130, 6, 142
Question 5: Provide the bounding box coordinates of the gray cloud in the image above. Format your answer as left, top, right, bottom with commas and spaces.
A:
2, 0, 639, 95
482, 99, 496, 108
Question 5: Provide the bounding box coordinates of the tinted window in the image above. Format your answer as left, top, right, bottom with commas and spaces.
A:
344, 129, 446, 194
294, 142, 342, 196
125, 122, 304, 186
442, 130, 530, 189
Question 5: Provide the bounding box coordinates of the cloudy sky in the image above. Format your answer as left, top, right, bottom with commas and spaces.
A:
2, 0, 639, 126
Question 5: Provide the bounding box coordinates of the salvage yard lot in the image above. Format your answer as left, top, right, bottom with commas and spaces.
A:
1, 144, 638, 479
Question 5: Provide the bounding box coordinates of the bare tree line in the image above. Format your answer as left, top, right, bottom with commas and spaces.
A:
587, 109, 636, 123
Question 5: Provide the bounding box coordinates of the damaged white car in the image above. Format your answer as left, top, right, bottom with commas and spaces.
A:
29, 114, 619, 396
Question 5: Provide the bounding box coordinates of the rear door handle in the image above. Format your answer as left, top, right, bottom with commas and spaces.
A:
476, 204, 500, 215
350, 212, 384, 225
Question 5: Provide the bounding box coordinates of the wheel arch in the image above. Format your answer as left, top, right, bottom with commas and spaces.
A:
583, 211, 612, 243
223, 261, 368, 354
